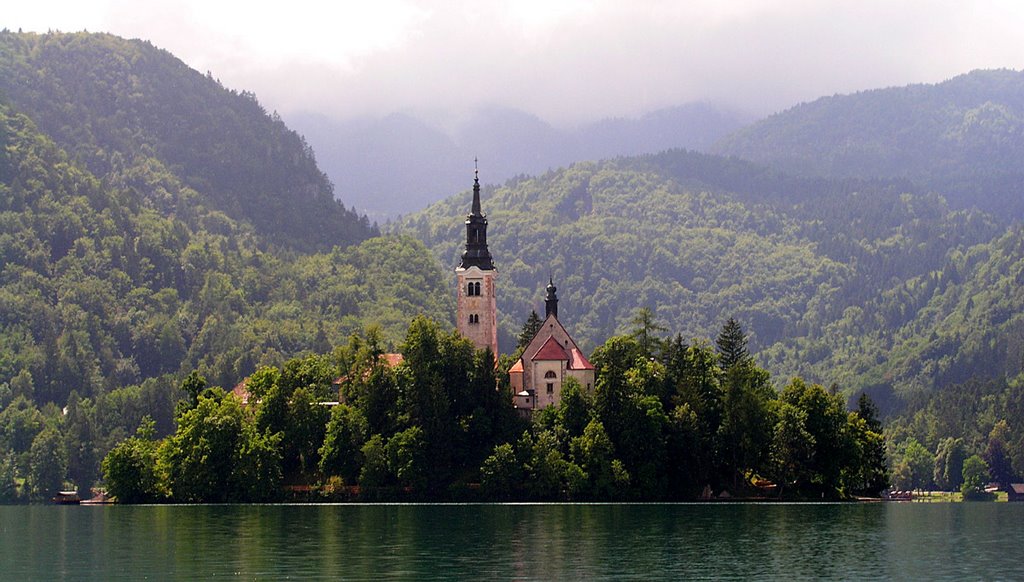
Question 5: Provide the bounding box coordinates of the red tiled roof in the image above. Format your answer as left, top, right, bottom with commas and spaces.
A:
532, 336, 568, 361
509, 360, 524, 373
568, 347, 595, 370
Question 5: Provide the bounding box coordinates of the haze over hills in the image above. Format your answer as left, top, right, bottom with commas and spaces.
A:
714, 69, 1024, 219
288, 102, 749, 221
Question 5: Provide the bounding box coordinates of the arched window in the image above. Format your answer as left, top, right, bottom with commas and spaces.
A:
473, 282, 481, 296
544, 370, 557, 379
467, 282, 474, 296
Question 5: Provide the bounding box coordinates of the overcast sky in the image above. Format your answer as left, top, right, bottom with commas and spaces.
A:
7, 0, 1024, 125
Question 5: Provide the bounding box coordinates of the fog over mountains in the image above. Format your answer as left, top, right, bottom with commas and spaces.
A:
288, 102, 749, 220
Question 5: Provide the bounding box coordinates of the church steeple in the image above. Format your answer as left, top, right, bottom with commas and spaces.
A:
471, 161, 482, 216
545, 277, 558, 319
459, 160, 494, 270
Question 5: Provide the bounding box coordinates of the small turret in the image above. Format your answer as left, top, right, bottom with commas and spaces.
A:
545, 277, 558, 319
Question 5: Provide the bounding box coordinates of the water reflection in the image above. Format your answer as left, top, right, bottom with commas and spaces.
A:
1, 503, 1022, 580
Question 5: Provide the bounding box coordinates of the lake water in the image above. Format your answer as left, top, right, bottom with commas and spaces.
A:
0, 502, 1021, 580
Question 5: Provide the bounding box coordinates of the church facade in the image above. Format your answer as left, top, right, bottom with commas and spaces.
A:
509, 279, 595, 412
454, 166, 594, 413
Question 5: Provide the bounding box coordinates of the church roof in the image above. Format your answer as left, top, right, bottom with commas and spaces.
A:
568, 347, 595, 370
532, 336, 569, 361
509, 360, 524, 373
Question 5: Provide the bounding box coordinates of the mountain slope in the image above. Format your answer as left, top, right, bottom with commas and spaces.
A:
289, 102, 747, 220
0, 31, 376, 250
714, 69, 1024, 218
400, 150, 1002, 406
0, 103, 450, 402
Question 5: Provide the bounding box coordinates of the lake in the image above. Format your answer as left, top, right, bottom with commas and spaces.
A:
0, 502, 1020, 580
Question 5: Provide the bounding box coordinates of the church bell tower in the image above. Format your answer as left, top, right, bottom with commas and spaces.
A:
456, 163, 498, 359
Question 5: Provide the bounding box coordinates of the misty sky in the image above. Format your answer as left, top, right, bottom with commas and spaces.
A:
7, 0, 1024, 125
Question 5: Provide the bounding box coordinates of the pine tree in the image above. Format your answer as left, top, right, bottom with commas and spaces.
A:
517, 310, 543, 350
715, 317, 750, 370
630, 307, 667, 358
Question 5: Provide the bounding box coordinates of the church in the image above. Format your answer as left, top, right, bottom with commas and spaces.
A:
455, 168, 595, 414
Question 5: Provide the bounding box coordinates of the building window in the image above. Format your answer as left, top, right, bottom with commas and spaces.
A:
474, 281, 481, 296
544, 370, 557, 379
546, 383, 554, 394
466, 281, 482, 296
469, 314, 479, 324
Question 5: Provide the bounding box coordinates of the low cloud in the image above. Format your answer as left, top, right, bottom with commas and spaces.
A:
9, 0, 1024, 124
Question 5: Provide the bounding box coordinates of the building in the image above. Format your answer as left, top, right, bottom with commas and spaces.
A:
510, 278, 595, 412
455, 167, 498, 359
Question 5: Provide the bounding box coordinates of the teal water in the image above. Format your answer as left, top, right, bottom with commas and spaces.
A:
0, 503, 1020, 580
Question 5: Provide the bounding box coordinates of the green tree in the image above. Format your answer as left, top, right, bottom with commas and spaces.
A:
715, 317, 751, 371
901, 438, 935, 492
284, 386, 328, 477
557, 378, 592, 439
319, 404, 368, 484
933, 437, 966, 491
961, 454, 989, 498
0, 396, 44, 454
983, 420, 1016, 486
769, 402, 814, 495
480, 443, 522, 499
358, 434, 389, 488
630, 307, 666, 358
180, 371, 208, 409
101, 417, 162, 503
0, 453, 20, 503
386, 426, 428, 490
231, 423, 282, 502
718, 364, 774, 488
517, 310, 543, 351
160, 390, 280, 502
28, 426, 68, 499
570, 418, 630, 499
780, 378, 854, 494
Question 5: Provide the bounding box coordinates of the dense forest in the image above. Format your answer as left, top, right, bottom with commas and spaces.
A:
0, 32, 451, 500
399, 150, 1021, 408
714, 69, 1024, 219
2, 31, 1024, 501
0, 31, 376, 249
95, 316, 886, 503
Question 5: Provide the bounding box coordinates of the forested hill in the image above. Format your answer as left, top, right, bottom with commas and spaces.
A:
0, 31, 376, 250
0, 103, 450, 412
713, 69, 1024, 219
399, 149, 1024, 411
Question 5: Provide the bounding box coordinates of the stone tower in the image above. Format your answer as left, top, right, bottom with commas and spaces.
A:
455, 165, 498, 358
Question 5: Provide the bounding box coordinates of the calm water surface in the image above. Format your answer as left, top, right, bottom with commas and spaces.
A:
1, 502, 1021, 580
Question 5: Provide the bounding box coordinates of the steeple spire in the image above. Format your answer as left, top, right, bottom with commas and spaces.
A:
471, 157, 481, 216
459, 160, 494, 270
545, 276, 558, 319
